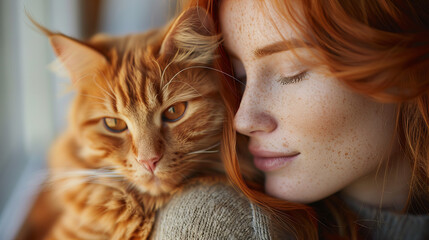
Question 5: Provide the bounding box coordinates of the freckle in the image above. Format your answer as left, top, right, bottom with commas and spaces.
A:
345, 152, 348, 156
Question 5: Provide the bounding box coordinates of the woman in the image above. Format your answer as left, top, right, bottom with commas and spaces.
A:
153, 0, 429, 239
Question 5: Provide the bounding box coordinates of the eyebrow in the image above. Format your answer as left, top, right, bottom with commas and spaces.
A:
254, 39, 306, 58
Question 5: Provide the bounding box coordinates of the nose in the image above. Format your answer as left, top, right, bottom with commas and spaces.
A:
137, 154, 162, 174
234, 87, 277, 136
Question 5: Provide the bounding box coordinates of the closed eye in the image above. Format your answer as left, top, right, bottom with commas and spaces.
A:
277, 71, 308, 85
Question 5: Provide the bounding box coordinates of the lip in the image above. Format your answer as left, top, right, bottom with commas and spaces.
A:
249, 148, 300, 172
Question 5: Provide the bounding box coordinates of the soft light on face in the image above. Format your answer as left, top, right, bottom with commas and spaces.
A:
220, 0, 400, 203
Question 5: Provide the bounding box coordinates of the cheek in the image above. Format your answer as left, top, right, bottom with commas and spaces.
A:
286, 80, 354, 140
269, 78, 397, 202
286, 78, 384, 151
81, 126, 131, 164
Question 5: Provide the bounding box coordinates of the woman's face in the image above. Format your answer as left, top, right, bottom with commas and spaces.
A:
220, 0, 399, 203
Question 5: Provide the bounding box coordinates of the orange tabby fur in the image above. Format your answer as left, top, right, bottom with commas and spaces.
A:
30, 7, 229, 240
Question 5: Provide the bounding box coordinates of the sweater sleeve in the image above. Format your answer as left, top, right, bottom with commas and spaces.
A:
151, 183, 275, 240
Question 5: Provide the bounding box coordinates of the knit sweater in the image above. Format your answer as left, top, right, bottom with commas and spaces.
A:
152, 183, 429, 240
343, 196, 429, 240
151, 183, 278, 239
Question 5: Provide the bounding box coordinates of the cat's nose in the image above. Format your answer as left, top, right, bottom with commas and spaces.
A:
138, 155, 162, 174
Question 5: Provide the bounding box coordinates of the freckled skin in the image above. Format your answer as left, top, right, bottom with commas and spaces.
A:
220, 0, 408, 205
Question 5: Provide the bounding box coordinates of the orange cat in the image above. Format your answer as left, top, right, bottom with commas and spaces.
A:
32, 7, 228, 240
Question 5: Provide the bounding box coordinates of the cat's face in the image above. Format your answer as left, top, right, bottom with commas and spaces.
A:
52, 8, 224, 195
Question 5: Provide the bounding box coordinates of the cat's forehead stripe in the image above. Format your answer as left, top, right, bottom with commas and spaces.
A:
112, 49, 163, 112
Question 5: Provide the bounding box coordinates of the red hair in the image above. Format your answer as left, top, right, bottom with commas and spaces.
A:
181, 0, 429, 239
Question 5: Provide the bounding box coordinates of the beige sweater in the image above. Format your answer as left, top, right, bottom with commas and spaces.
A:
151, 183, 429, 240
151, 183, 277, 240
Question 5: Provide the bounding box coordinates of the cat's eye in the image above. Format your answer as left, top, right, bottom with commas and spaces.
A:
103, 118, 127, 133
162, 102, 187, 122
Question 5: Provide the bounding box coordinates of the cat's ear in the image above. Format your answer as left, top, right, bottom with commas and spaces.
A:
160, 7, 220, 65
49, 35, 108, 82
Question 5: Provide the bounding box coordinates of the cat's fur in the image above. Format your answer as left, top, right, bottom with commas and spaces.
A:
34, 7, 227, 240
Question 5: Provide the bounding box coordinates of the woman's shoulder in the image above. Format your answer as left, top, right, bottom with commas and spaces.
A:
342, 195, 429, 239
151, 182, 280, 240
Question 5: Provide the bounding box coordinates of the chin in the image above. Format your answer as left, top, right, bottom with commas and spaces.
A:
133, 176, 177, 196
264, 177, 324, 204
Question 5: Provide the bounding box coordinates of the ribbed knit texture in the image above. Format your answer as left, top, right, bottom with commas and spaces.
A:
344, 197, 429, 240
151, 183, 274, 240
152, 183, 429, 239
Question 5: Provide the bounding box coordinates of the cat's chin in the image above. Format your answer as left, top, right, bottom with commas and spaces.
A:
134, 176, 177, 196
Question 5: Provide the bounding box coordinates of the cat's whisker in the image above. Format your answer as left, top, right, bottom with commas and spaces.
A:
71, 71, 99, 84
162, 67, 192, 92
47, 178, 88, 192
85, 100, 108, 106
91, 74, 116, 101
164, 80, 204, 98
160, 61, 175, 85
155, 60, 176, 100
163, 66, 246, 93
194, 65, 246, 86
89, 179, 126, 186
152, 59, 162, 80
47, 170, 127, 193
50, 167, 120, 174
99, 70, 116, 99
79, 93, 108, 102
187, 150, 219, 155
85, 174, 124, 180
184, 159, 218, 164
183, 156, 213, 164
47, 177, 122, 187
52, 180, 116, 195
49, 168, 124, 182
186, 143, 220, 155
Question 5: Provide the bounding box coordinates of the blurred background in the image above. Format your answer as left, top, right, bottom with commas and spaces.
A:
0, 0, 177, 239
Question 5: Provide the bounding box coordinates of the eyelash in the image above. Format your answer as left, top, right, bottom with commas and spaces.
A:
277, 71, 308, 85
